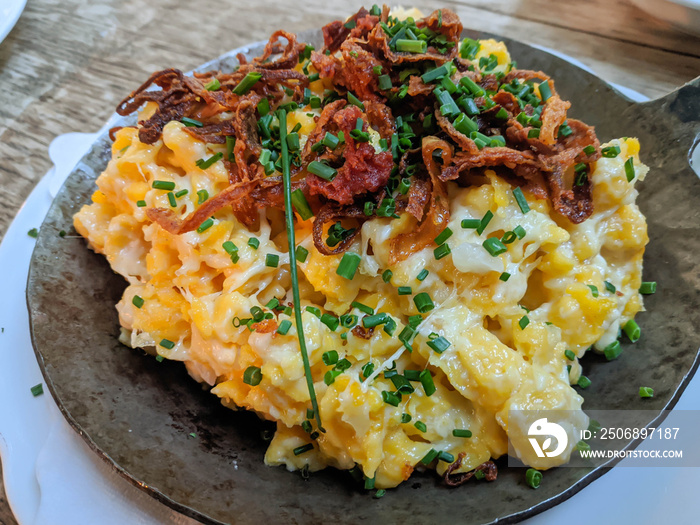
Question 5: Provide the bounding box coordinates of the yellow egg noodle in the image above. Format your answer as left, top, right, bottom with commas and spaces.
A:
74, 14, 649, 490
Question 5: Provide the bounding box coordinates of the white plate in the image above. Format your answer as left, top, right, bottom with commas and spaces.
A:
1, 54, 699, 525
0, 0, 26, 45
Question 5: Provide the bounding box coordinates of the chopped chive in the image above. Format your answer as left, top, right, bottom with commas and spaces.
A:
266, 298, 280, 310
453, 113, 477, 136
417, 269, 429, 281
453, 429, 472, 438
307, 160, 337, 181
364, 201, 375, 216
159, 339, 175, 349
390, 175, 409, 195
291, 189, 313, 220
196, 152, 223, 170
404, 370, 421, 381
374, 489, 386, 499
204, 78, 220, 91
321, 313, 339, 331
513, 187, 530, 214
419, 370, 436, 396
421, 62, 452, 83
362, 362, 375, 378
181, 117, 202, 127
459, 76, 485, 97
364, 475, 375, 490
155, 355, 164, 362
434, 243, 451, 260
583, 145, 596, 156
352, 301, 374, 315
362, 313, 389, 328
604, 281, 616, 293
381, 390, 401, 407
489, 135, 506, 147
398, 286, 412, 295
382, 269, 393, 283
477, 210, 494, 235
167, 192, 177, 207
408, 315, 422, 328
295, 245, 309, 263
639, 281, 656, 294
347, 92, 364, 110
434, 227, 453, 245
196, 218, 214, 233
136, 200, 147, 207
322, 132, 340, 150
132, 295, 144, 308
373, 65, 383, 75
518, 316, 530, 330
286, 133, 300, 151
391, 375, 414, 394
414, 421, 427, 432
400, 413, 412, 423
31, 383, 44, 396
501, 231, 517, 244
564, 349, 576, 361
624, 157, 635, 182
248, 237, 260, 249
396, 39, 427, 53
265, 253, 280, 267
639, 386, 654, 398
604, 340, 622, 361
340, 314, 358, 328
575, 440, 590, 453
250, 306, 265, 322
257, 98, 270, 116
226, 136, 236, 161
277, 319, 292, 335
528, 128, 540, 139
322, 350, 339, 366
427, 335, 451, 354
421, 449, 439, 465
525, 469, 542, 489
499, 272, 511, 282
152, 180, 176, 191
437, 451, 454, 463
293, 443, 314, 456
588, 285, 599, 298
337, 252, 361, 280
222, 241, 238, 255
601, 145, 621, 158
378, 74, 392, 90
577, 375, 591, 389
539, 80, 552, 101
483, 237, 507, 256
399, 326, 415, 351
306, 306, 321, 319
513, 225, 527, 239
623, 320, 641, 343
233, 71, 262, 95
461, 218, 481, 229
413, 293, 434, 313
174, 189, 188, 198
243, 366, 263, 386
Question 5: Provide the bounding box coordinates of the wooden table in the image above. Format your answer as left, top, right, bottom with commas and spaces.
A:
0, 0, 698, 522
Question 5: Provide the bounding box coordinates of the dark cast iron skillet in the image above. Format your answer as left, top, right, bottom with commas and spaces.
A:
26, 27, 700, 525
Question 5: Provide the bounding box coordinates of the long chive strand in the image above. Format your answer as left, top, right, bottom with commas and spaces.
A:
279, 109, 324, 432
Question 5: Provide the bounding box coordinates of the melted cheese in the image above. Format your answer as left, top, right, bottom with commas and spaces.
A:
74, 50, 649, 489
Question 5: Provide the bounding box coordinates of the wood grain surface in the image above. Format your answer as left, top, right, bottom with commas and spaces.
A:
0, 0, 698, 522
